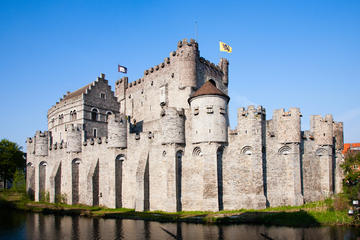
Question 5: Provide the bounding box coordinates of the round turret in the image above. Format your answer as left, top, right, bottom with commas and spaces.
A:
160, 107, 185, 144
107, 114, 127, 148
35, 131, 49, 156
175, 38, 199, 88
188, 81, 229, 143
66, 125, 82, 152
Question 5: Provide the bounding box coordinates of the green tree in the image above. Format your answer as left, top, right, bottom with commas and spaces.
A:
11, 169, 26, 192
0, 139, 25, 189
341, 152, 360, 200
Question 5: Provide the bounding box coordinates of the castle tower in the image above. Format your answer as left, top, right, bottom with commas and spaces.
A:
186, 81, 229, 211
160, 107, 185, 144
66, 125, 82, 153
266, 108, 303, 206
224, 105, 267, 209
176, 38, 199, 89
107, 114, 127, 148
310, 114, 334, 197
311, 114, 334, 146
35, 131, 49, 156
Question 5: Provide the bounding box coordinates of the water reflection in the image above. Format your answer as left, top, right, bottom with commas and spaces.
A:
0, 209, 360, 240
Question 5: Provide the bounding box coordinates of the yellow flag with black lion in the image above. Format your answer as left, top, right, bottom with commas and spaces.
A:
219, 41, 232, 53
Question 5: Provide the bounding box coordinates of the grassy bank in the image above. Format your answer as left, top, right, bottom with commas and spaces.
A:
0, 191, 356, 227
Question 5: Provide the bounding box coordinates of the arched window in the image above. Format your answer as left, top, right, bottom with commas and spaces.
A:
315, 148, 327, 157
72, 158, 81, 204
106, 111, 112, 122
208, 79, 216, 87
192, 147, 202, 157
217, 147, 224, 211
91, 108, 98, 121
39, 161, 47, 201
72, 110, 77, 120
241, 146, 253, 155
278, 145, 291, 155
58, 114, 64, 124
175, 150, 183, 212
115, 154, 125, 208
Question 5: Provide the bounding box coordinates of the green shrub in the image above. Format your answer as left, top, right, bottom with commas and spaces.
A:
40, 191, 50, 202
341, 152, 360, 200
55, 193, 67, 204
333, 194, 349, 211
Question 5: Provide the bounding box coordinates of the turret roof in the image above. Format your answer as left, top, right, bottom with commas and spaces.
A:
188, 81, 230, 103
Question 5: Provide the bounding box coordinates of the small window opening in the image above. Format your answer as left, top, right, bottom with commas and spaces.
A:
100, 93, 106, 99
208, 79, 216, 87
194, 107, 199, 115
91, 108, 98, 121
93, 129, 97, 138
106, 112, 112, 122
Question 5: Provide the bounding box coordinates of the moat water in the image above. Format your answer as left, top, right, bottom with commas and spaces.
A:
0, 208, 359, 240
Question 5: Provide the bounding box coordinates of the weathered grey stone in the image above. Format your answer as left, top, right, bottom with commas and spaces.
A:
26, 40, 344, 212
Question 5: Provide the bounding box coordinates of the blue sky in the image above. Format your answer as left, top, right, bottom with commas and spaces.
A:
1, 0, 359, 149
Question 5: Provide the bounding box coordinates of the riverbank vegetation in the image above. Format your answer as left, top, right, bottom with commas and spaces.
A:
0, 190, 356, 227
0, 139, 25, 189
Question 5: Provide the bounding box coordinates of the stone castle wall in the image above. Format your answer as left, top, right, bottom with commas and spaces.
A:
26, 39, 344, 212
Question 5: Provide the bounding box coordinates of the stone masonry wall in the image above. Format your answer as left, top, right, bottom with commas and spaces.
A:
27, 39, 344, 212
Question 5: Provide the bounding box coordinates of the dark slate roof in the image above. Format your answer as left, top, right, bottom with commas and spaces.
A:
62, 83, 91, 101
188, 81, 230, 103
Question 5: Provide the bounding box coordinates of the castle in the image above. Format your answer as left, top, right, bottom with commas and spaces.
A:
26, 39, 344, 212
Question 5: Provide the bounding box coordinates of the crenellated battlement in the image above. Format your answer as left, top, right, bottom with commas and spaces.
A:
310, 114, 334, 146
238, 105, 265, 119
26, 39, 344, 212
235, 105, 266, 138
82, 136, 109, 147
33, 131, 49, 156
114, 39, 227, 103
176, 38, 199, 52
198, 57, 223, 74
273, 108, 301, 143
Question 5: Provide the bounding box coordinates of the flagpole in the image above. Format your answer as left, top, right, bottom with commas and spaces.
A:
218, 40, 221, 61
195, 21, 198, 41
